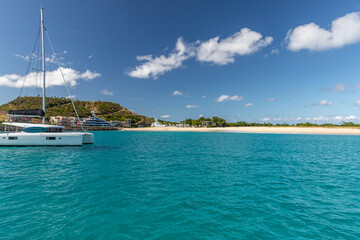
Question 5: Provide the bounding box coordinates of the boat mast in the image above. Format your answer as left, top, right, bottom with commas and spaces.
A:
40, 8, 46, 124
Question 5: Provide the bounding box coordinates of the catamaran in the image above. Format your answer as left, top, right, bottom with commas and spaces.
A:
0, 8, 94, 146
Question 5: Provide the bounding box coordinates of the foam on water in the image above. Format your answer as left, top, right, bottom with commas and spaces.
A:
1, 131, 360, 239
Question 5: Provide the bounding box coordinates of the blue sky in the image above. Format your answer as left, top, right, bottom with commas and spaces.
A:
1, 0, 360, 123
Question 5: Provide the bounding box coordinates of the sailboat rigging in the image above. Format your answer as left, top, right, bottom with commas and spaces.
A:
0, 8, 94, 146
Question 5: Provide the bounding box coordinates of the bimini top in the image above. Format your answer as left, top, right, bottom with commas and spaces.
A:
7, 109, 45, 117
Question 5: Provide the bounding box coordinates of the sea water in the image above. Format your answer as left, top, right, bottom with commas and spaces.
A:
1, 131, 360, 239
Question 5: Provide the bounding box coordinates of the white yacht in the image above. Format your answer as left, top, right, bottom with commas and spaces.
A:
0, 8, 94, 146
82, 111, 115, 127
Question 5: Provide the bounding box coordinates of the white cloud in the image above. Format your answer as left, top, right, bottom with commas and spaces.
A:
202, 95, 207, 98
80, 70, 101, 81
66, 95, 76, 99
271, 49, 279, 55
0, 67, 100, 88
185, 105, 199, 108
313, 116, 330, 121
322, 83, 347, 92
298, 115, 358, 122
313, 100, 333, 106
172, 90, 183, 96
127, 37, 193, 79
160, 115, 170, 118
273, 117, 282, 121
286, 12, 360, 51
197, 28, 273, 65
64, 50, 68, 54
127, 28, 273, 79
346, 115, 357, 120
330, 115, 357, 121
88, 55, 94, 59
244, 103, 253, 107
332, 116, 343, 121
355, 100, 360, 106
101, 89, 113, 96
261, 117, 271, 121
266, 97, 276, 102
216, 94, 243, 102
15, 52, 66, 66
45, 56, 57, 64
199, 114, 204, 117
14, 53, 32, 61
45, 54, 65, 65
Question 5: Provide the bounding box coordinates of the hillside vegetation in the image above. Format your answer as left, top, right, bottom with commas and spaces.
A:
0, 96, 153, 125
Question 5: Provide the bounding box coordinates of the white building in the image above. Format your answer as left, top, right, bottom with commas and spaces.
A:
151, 119, 166, 127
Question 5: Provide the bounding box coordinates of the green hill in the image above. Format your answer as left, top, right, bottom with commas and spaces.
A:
0, 96, 153, 125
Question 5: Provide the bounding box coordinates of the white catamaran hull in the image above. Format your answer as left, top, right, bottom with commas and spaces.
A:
0, 132, 84, 146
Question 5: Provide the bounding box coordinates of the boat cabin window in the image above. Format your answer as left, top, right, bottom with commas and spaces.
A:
9, 137, 18, 140
46, 137, 56, 140
46, 128, 63, 133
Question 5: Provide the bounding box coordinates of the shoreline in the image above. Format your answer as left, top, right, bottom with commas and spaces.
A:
123, 126, 360, 135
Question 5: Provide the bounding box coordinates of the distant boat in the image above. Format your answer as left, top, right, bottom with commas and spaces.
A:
82, 111, 115, 127
0, 8, 93, 146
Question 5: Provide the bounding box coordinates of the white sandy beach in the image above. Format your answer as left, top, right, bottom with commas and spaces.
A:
124, 126, 360, 135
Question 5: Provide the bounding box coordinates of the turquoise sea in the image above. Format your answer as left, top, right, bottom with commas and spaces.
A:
1, 131, 360, 239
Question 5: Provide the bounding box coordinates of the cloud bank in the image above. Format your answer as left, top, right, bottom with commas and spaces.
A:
127, 28, 273, 79
286, 12, 360, 51
0, 67, 100, 88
